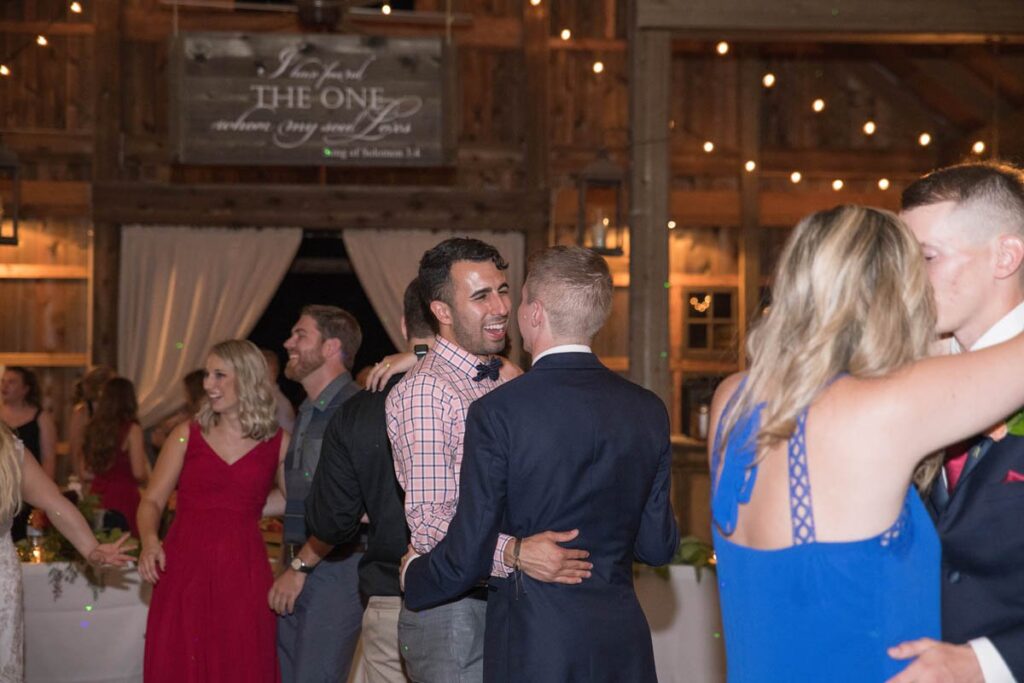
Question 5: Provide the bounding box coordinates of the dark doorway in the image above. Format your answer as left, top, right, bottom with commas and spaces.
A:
248, 233, 398, 407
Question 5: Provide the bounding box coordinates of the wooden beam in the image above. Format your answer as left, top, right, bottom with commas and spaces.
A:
637, 0, 1024, 38
736, 56, 761, 371
0, 21, 95, 36
93, 182, 548, 232
0, 353, 88, 368
843, 62, 959, 137
91, 0, 122, 370
523, 0, 550, 192
0, 264, 89, 280
955, 47, 1024, 109
628, 17, 672, 407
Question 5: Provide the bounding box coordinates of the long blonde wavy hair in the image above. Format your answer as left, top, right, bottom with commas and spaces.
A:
0, 424, 23, 521
195, 340, 278, 441
720, 205, 936, 471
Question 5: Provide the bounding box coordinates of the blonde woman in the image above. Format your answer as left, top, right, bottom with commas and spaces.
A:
138, 340, 288, 683
0, 424, 132, 680
709, 205, 1024, 681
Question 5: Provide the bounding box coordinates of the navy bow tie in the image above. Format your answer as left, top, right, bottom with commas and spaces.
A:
474, 357, 502, 382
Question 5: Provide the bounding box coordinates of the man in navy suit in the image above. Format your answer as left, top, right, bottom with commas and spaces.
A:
402, 245, 679, 682
889, 162, 1024, 683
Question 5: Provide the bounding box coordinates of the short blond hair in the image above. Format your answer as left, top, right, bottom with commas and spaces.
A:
196, 340, 278, 441
525, 246, 613, 340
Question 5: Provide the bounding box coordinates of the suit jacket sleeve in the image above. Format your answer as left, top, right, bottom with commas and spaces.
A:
989, 624, 1024, 681
305, 403, 365, 547
633, 403, 680, 566
404, 400, 508, 611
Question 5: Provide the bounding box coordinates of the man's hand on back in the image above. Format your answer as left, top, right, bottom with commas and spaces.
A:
511, 529, 593, 584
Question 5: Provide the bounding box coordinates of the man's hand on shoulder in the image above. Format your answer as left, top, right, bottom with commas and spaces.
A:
513, 529, 593, 585
885, 639, 984, 683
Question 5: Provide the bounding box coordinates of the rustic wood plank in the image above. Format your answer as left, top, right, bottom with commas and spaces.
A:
0, 264, 89, 279
0, 21, 95, 35
637, 0, 1024, 37
628, 19, 672, 407
0, 352, 88, 367
522, 0, 549, 190
736, 56, 760, 371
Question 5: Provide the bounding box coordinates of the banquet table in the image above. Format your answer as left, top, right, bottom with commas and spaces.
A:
23, 563, 150, 683
636, 565, 727, 683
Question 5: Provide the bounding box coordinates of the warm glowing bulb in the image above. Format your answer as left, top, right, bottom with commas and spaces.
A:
703, 141, 715, 153
716, 41, 730, 55
878, 178, 891, 191
0, 65, 9, 77
812, 98, 825, 113
762, 73, 776, 88
592, 61, 604, 74
560, 29, 571, 40
972, 140, 986, 155
667, 220, 677, 230
70, 1, 82, 12
744, 160, 756, 172
381, 3, 391, 14
918, 132, 932, 147
832, 179, 844, 191
529, 0, 541, 5
36, 35, 48, 46
790, 171, 802, 184
863, 120, 876, 135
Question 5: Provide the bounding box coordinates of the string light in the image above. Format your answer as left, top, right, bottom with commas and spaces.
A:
762, 73, 776, 88
560, 29, 571, 41
862, 120, 876, 135
70, 2, 83, 12
381, 3, 391, 14
832, 179, 844, 191
702, 141, 715, 153
529, 0, 541, 5
667, 220, 677, 230
744, 160, 756, 172
716, 41, 730, 56
918, 132, 932, 147
790, 171, 802, 184
592, 61, 604, 74
878, 178, 891, 191
812, 98, 825, 113
690, 295, 712, 313
36, 35, 48, 47
972, 140, 986, 155
0, 65, 9, 77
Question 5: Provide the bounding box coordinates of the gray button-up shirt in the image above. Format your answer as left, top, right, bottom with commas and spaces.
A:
283, 371, 360, 544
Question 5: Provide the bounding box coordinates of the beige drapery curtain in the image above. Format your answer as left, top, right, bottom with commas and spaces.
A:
341, 229, 526, 354
118, 226, 302, 427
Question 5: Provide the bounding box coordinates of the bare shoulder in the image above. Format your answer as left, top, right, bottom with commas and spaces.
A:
167, 420, 192, 445
711, 372, 746, 420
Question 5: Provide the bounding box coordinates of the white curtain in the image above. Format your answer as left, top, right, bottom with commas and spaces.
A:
118, 226, 302, 427
342, 229, 525, 356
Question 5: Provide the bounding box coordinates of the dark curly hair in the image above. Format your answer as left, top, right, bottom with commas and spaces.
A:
84, 377, 138, 474
418, 238, 508, 308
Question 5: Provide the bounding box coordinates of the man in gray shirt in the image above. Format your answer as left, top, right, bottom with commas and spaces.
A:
269, 305, 364, 683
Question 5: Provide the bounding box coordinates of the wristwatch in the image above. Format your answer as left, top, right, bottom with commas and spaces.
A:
289, 556, 314, 574
414, 344, 429, 359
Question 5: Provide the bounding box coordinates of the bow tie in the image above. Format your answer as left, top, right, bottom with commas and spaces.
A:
474, 357, 502, 382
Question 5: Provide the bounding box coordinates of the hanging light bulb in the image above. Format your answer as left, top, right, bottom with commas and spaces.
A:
878, 178, 891, 191
703, 141, 715, 153
529, 0, 541, 6
667, 220, 677, 230
716, 41, 730, 56
863, 120, 877, 135
762, 73, 776, 88
812, 98, 825, 113
790, 171, 803, 184
744, 160, 757, 172
36, 35, 48, 46
592, 61, 604, 74
972, 140, 986, 155
560, 29, 571, 41
918, 132, 932, 147
70, 1, 83, 13
832, 179, 844, 191
381, 3, 391, 14
0, 65, 9, 77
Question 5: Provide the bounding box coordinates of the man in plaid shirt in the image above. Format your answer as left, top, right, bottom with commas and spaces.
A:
386, 238, 592, 683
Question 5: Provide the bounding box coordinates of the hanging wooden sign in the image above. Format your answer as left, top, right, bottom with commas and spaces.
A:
169, 32, 455, 166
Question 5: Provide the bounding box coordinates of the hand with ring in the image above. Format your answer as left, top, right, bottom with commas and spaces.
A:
364, 353, 417, 391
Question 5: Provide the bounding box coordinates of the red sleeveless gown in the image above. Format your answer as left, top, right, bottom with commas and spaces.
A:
144, 421, 283, 683
89, 422, 141, 537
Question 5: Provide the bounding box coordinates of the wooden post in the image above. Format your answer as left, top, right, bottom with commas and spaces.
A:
91, 0, 122, 369
523, 0, 550, 193
628, 16, 672, 406
737, 56, 762, 370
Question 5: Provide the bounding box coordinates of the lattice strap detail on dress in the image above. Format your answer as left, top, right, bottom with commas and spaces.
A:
787, 411, 816, 545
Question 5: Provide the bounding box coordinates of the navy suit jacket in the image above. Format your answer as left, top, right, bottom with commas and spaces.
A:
403, 352, 679, 683
928, 432, 1024, 678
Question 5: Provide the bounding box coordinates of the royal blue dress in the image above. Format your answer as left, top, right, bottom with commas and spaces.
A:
711, 395, 940, 682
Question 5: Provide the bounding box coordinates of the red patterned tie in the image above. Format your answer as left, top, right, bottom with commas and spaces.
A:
944, 439, 976, 492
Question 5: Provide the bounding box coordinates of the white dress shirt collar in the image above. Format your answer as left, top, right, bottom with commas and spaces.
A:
950, 299, 1024, 354
531, 344, 592, 365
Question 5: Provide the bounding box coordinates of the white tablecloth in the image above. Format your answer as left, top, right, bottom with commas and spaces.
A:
23, 563, 150, 683
636, 565, 726, 683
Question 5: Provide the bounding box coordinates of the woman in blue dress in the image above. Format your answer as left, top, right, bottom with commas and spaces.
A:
709, 205, 1024, 681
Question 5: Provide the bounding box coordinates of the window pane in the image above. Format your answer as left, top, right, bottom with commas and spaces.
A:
688, 323, 709, 348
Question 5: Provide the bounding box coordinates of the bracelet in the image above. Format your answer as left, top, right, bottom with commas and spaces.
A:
512, 537, 522, 572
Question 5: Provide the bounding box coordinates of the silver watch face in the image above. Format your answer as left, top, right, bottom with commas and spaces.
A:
290, 557, 304, 572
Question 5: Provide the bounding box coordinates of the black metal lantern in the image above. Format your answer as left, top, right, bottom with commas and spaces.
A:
576, 149, 625, 256
0, 147, 19, 247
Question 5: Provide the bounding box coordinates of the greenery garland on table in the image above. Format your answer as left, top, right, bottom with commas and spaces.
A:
635, 535, 717, 582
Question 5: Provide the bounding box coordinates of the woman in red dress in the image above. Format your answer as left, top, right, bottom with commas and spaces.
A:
84, 377, 147, 537
138, 340, 288, 683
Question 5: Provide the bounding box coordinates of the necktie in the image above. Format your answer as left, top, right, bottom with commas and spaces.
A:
944, 436, 981, 493
473, 357, 502, 382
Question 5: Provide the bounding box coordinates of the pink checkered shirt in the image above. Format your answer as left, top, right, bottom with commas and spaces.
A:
386, 335, 513, 577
